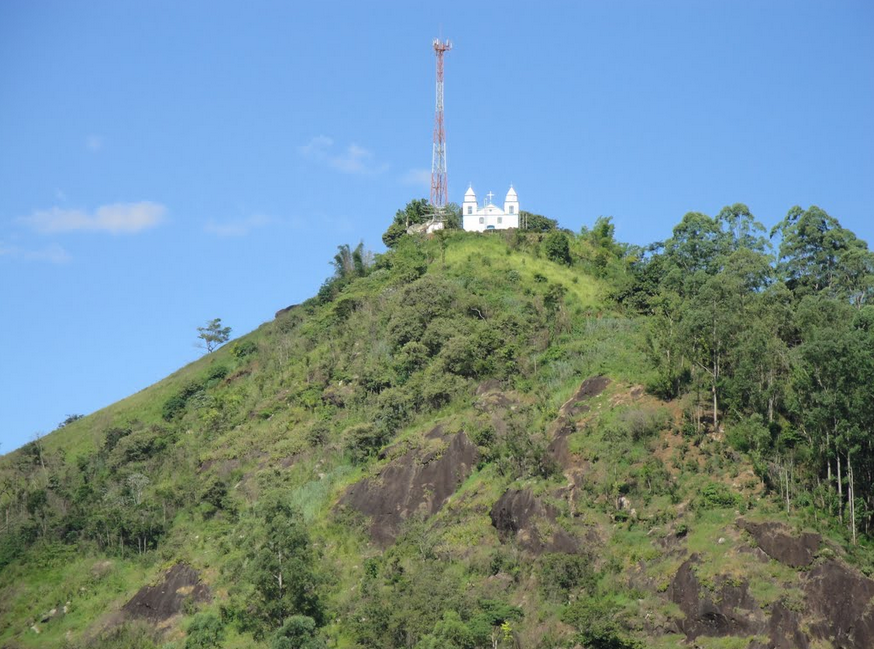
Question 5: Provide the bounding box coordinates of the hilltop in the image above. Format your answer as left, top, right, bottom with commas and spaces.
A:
2, 206, 874, 649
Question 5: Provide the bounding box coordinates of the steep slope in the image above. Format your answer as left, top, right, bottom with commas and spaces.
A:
1, 230, 871, 649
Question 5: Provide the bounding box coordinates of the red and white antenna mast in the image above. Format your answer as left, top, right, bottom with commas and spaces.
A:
430, 38, 452, 208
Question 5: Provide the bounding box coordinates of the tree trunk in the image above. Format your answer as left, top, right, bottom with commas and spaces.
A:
837, 455, 844, 525
848, 454, 856, 546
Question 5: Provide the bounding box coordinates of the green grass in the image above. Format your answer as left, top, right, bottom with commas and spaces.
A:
0, 231, 839, 649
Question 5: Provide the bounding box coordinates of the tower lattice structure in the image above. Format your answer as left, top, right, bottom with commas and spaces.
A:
430, 38, 452, 209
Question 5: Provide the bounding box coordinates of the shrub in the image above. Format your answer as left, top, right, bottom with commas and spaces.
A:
562, 597, 641, 649
206, 365, 229, 383
232, 339, 259, 358
620, 407, 671, 442
539, 553, 596, 601
726, 414, 771, 455
698, 482, 740, 509
103, 426, 132, 453
305, 420, 331, 447
271, 615, 325, 649
163, 381, 204, 421
109, 428, 174, 465
345, 423, 388, 464
199, 476, 231, 516
185, 612, 225, 649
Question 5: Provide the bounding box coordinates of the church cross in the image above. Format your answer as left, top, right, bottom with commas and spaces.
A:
486, 191, 495, 205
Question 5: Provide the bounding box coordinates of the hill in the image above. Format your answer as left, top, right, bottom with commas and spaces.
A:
2, 208, 874, 649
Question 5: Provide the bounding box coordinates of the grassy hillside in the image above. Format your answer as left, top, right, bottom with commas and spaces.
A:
1, 224, 872, 649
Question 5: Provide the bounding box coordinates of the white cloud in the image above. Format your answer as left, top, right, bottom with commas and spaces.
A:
0, 242, 71, 263
20, 201, 166, 234
205, 214, 275, 237
299, 135, 388, 175
85, 134, 103, 152
400, 168, 431, 188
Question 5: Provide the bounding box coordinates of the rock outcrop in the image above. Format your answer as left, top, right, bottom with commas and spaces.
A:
490, 488, 579, 555
738, 518, 820, 568
341, 430, 479, 546
122, 564, 210, 622
804, 560, 874, 649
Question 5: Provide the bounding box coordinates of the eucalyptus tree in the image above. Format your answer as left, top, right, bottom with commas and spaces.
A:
772, 205, 874, 306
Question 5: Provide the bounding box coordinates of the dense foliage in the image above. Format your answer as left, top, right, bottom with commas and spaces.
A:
1, 200, 873, 648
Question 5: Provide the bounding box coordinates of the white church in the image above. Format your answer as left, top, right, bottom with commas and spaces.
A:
462, 185, 519, 232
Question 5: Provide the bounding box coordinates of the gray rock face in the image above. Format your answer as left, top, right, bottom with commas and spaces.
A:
490, 488, 579, 555
738, 518, 820, 568
341, 431, 479, 546
122, 563, 210, 622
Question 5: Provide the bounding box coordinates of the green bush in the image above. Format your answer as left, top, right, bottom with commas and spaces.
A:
562, 597, 641, 649
305, 420, 331, 447
698, 482, 740, 509
726, 414, 771, 454
232, 339, 259, 358
185, 612, 225, 649
206, 364, 229, 383
271, 615, 325, 649
539, 553, 596, 601
345, 423, 388, 464
163, 380, 205, 420
103, 426, 132, 453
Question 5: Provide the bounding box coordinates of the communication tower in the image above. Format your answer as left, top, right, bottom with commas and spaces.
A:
430, 38, 452, 210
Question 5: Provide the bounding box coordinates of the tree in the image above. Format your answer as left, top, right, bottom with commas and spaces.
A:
58, 414, 84, 428
382, 199, 430, 248
197, 318, 231, 353
543, 231, 571, 265
332, 242, 372, 280
185, 612, 225, 649
771, 205, 874, 306
271, 616, 325, 649
247, 497, 323, 630
520, 210, 557, 232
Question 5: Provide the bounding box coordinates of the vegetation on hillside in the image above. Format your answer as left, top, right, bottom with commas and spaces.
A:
1, 201, 872, 649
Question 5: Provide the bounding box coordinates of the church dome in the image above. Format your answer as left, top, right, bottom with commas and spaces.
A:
464, 185, 476, 199
505, 185, 517, 200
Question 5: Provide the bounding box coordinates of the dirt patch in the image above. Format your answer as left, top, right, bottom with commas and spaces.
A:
667, 555, 762, 640
737, 518, 820, 568
804, 560, 874, 649
490, 488, 578, 555
341, 431, 479, 546
122, 564, 210, 622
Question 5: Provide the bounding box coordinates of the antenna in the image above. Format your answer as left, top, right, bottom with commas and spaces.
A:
430, 38, 452, 209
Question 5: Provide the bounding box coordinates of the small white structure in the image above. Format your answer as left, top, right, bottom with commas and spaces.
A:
462, 185, 519, 232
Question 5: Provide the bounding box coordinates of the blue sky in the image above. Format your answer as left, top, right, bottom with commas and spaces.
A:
1, 1, 872, 453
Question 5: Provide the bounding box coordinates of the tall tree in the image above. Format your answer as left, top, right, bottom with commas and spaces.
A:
771, 205, 874, 306
247, 497, 323, 630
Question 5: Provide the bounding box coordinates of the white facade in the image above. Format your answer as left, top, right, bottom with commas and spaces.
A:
462, 185, 520, 232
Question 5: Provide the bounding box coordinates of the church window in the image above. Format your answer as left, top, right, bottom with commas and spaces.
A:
479, 217, 484, 224
509, 206, 515, 214
498, 217, 503, 224
467, 206, 473, 214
